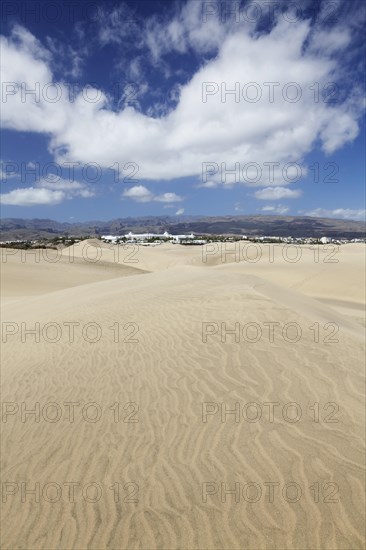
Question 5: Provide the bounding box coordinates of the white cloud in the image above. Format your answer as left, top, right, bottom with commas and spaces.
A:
38, 178, 95, 197
261, 204, 290, 214
176, 208, 185, 215
305, 208, 366, 221
10, 25, 51, 63
144, 0, 226, 62
254, 187, 302, 200
0, 28, 74, 134
0, 177, 95, 206
155, 192, 183, 203
1, 15, 364, 187
122, 185, 153, 202
122, 186, 183, 203
0, 187, 65, 206
45, 36, 86, 79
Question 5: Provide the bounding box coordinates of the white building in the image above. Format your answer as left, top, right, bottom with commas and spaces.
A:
320, 236, 331, 244
124, 231, 195, 242
101, 235, 118, 243
102, 232, 195, 243
125, 231, 171, 240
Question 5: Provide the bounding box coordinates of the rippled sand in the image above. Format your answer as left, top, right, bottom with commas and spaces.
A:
1, 241, 365, 549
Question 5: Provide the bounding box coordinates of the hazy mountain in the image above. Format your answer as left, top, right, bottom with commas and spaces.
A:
0, 215, 365, 240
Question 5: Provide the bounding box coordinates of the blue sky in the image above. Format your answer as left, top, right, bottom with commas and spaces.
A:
1, 0, 365, 221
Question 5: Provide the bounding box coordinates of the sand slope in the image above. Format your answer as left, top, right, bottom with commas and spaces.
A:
1, 243, 365, 549
0, 243, 146, 302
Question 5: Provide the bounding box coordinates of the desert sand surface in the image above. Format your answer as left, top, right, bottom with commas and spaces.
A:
1, 241, 365, 549
0, 241, 146, 302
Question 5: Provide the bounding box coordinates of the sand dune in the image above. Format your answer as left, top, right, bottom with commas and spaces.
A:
1, 242, 365, 549
0, 245, 147, 301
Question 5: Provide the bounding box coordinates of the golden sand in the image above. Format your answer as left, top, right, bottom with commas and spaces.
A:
1, 241, 365, 549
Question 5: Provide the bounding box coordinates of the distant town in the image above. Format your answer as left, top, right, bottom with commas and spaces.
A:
1, 232, 365, 250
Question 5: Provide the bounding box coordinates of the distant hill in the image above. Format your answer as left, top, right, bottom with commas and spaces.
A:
1, 215, 365, 240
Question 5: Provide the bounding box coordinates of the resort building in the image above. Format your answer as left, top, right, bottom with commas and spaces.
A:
102, 232, 195, 243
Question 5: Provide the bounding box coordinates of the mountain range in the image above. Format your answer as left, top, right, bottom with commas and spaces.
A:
1, 215, 365, 240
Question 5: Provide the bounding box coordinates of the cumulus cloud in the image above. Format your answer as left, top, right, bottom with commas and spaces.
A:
122, 186, 183, 203
0, 187, 65, 206
122, 185, 153, 202
1, 9, 364, 188
254, 187, 302, 200
176, 208, 185, 215
155, 192, 183, 203
38, 178, 95, 198
305, 208, 366, 221
261, 204, 290, 214
0, 177, 95, 206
